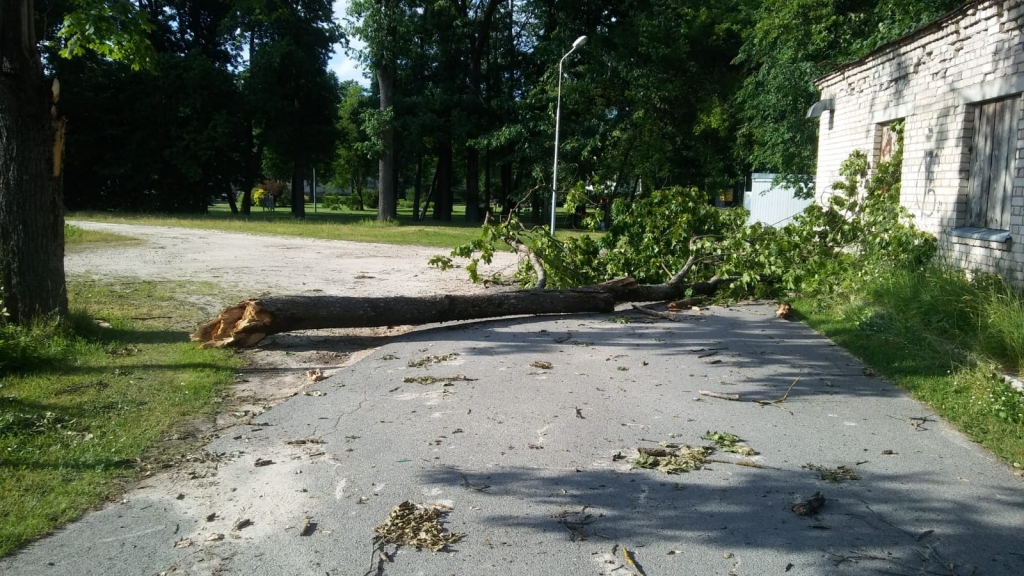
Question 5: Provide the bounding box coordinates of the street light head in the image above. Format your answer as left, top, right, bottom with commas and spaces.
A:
572, 35, 588, 49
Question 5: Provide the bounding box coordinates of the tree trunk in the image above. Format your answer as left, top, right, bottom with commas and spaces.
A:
465, 147, 481, 222
420, 161, 438, 221
376, 66, 396, 221
291, 159, 305, 218
484, 149, 491, 218
227, 187, 239, 214
0, 0, 69, 323
191, 273, 735, 349
413, 152, 423, 221
193, 290, 615, 348
433, 135, 453, 221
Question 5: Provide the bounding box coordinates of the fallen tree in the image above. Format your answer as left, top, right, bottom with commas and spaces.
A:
190, 252, 735, 348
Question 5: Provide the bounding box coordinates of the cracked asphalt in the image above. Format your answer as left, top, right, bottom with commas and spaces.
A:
2, 225, 1022, 576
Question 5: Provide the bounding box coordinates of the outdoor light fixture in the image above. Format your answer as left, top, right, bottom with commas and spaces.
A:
551, 35, 589, 235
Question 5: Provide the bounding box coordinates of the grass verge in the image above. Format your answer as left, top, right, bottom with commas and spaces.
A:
68, 203, 594, 249
0, 278, 243, 557
64, 223, 139, 248
793, 264, 1024, 468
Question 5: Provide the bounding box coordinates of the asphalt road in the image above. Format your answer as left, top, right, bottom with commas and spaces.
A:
2, 303, 1021, 576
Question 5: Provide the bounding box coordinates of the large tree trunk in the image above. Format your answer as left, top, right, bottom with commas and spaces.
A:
191, 272, 735, 349
376, 66, 396, 221
0, 0, 69, 324
193, 290, 615, 348
432, 134, 452, 221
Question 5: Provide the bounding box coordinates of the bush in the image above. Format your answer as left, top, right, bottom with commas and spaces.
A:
345, 189, 379, 211
322, 195, 344, 210
251, 188, 265, 208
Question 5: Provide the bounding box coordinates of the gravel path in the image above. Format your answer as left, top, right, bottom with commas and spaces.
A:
66, 220, 517, 298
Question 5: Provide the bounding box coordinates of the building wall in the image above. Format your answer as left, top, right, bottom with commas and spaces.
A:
744, 174, 814, 228
814, 0, 1024, 286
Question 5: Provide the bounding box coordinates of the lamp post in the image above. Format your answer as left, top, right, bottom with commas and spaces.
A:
551, 35, 587, 235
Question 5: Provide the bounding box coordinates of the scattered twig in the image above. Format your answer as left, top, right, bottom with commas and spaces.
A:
631, 304, 680, 322
699, 390, 741, 401
707, 458, 769, 469
908, 415, 935, 431
457, 471, 491, 492
622, 546, 647, 576
756, 377, 800, 405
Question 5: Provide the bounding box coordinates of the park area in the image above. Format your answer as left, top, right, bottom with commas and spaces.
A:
2, 1, 1024, 574
0, 213, 1021, 575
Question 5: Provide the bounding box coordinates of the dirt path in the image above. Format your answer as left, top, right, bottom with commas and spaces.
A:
66, 220, 520, 460
66, 220, 517, 299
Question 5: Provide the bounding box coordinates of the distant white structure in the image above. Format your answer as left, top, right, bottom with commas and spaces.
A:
743, 173, 813, 228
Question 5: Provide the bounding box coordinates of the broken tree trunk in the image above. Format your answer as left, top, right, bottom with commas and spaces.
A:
192, 290, 615, 348
192, 245, 738, 349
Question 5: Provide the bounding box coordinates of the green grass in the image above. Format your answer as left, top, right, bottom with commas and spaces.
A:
794, 264, 1024, 468
69, 202, 595, 249
64, 224, 139, 248
0, 279, 243, 557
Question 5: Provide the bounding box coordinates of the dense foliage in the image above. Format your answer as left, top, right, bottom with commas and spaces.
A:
31, 0, 969, 217
38, 0, 342, 214
437, 121, 937, 301
342, 0, 967, 222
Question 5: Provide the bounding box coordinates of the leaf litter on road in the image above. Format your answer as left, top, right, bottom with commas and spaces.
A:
407, 353, 459, 368
703, 431, 758, 456
372, 501, 463, 552
402, 374, 476, 385
803, 463, 859, 482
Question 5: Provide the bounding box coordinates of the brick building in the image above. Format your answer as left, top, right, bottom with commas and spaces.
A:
811, 0, 1024, 286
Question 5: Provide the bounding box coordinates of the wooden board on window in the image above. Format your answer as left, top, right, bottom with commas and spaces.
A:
967, 96, 1020, 230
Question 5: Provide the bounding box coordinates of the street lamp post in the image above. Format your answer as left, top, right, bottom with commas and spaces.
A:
551, 35, 588, 236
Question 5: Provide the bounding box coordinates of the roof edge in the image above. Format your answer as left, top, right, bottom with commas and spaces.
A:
815, 0, 985, 86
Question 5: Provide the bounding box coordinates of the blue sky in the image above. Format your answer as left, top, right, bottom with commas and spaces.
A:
329, 0, 370, 86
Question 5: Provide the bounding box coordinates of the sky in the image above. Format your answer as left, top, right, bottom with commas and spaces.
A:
329, 0, 370, 86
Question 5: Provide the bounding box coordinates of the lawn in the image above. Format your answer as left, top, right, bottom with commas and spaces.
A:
69, 202, 596, 249
793, 265, 1024, 469
0, 268, 243, 557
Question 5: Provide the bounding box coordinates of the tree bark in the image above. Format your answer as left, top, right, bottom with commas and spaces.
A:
193, 290, 615, 348
412, 151, 423, 220
291, 159, 305, 218
191, 274, 736, 349
432, 133, 452, 221
376, 65, 396, 221
0, 0, 69, 323
465, 146, 481, 222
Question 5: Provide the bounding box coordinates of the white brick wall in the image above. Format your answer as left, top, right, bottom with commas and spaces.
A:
814, 0, 1024, 286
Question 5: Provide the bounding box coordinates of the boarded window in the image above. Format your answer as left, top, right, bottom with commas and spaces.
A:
966, 96, 1021, 230
878, 123, 897, 162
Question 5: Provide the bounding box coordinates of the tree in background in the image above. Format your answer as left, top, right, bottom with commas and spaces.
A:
243, 0, 341, 218
330, 81, 375, 209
